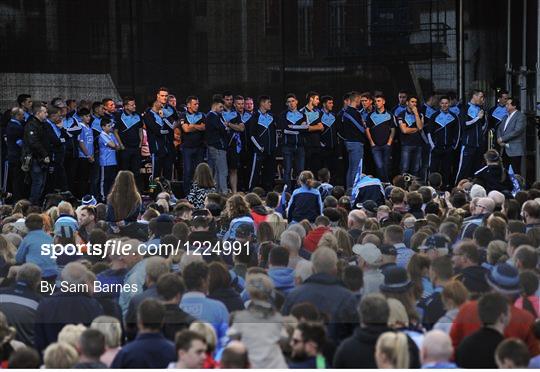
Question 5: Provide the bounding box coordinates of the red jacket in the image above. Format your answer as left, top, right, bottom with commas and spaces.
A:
450, 300, 540, 357
303, 226, 332, 252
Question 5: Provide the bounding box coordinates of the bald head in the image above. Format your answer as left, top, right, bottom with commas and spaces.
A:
477, 197, 495, 215
421, 330, 453, 365
348, 210, 367, 229
220, 341, 249, 369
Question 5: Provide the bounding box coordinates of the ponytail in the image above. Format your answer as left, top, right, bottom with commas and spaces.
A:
376, 332, 410, 369
298, 170, 315, 189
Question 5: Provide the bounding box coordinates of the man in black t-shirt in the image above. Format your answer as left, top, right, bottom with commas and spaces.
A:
366, 94, 396, 182
397, 95, 425, 177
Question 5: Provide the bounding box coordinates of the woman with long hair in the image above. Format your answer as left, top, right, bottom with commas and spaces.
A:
287, 171, 323, 224
207, 262, 245, 312
375, 331, 410, 369
0, 235, 16, 278
187, 163, 216, 210
106, 171, 142, 230
222, 195, 254, 241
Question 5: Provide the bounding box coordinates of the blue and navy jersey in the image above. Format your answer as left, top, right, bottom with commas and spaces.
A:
63, 115, 83, 157
178, 110, 205, 148
320, 109, 338, 149
278, 109, 307, 147
421, 104, 438, 120
22, 110, 31, 123
103, 112, 116, 127
227, 110, 250, 153
114, 111, 142, 148
338, 106, 366, 143
6, 119, 24, 163
359, 107, 374, 122
397, 109, 425, 146
459, 102, 486, 148
352, 175, 385, 207
91, 115, 102, 133
287, 185, 323, 223
392, 104, 407, 117
366, 109, 396, 146
78, 124, 95, 158
248, 110, 278, 155
99, 131, 119, 166
205, 111, 228, 150
299, 106, 322, 148
487, 104, 508, 131
427, 110, 460, 149
144, 108, 177, 154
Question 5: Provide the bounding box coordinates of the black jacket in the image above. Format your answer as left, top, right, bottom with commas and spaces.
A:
45, 120, 67, 164
205, 111, 228, 150
23, 115, 50, 162
6, 119, 24, 163
455, 327, 504, 368
209, 287, 245, 313
473, 164, 513, 194
455, 265, 490, 294
248, 111, 278, 155
143, 108, 176, 155
162, 303, 195, 342
0, 282, 42, 345
333, 325, 421, 368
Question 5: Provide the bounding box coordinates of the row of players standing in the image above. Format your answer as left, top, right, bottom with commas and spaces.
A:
4, 87, 518, 205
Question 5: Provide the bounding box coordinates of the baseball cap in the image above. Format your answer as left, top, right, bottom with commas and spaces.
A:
81, 195, 97, 206
352, 243, 382, 265
359, 200, 378, 213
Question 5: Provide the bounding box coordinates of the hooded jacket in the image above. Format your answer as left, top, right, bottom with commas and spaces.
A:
268, 267, 295, 294
303, 226, 332, 252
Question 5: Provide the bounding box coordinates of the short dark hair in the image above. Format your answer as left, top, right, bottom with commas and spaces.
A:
185, 95, 198, 104
374, 94, 386, 100
314, 215, 330, 226
428, 173, 443, 188
455, 241, 481, 264
407, 95, 419, 102
102, 98, 114, 105
234, 95, 244, 102
496, 89, 509, 98
157, 273, 186, 301
17, 94, 31, 106
79, 329, 106, 359
478, 292, 508, 325
182, 262, 209, 291
297, 322, 326, 350
290, 302, 321, 322
285, 93, 297, 101
321, 95, 333, 104
156, 86, 169, 95
342, 265, 364, 292
508, 233, 532, 249
439, 95, 450, 102
470, 89, 484, 98
223, 91, 233, 97
473, 226, 494, 247
137, 298, 166, 330
265, 192, 279, 209
430, 256, 453, 281
306, 91, 319, 101
122, 96, 135, 106
78, 107, 91, 116
47, 105, 61, 116
100, 117, 112, 127
91, 101, 103, 112
175, 330, 206, 352
7, 346, 40, 369
25, 214, 43, 231
258, 95, 271, 105
507, 97, 520, 110
269, 246, 289, 267
495, 339, 530, 367
317, 168, 330, 182
359, 293, 389, 325
212, 98, 225, 106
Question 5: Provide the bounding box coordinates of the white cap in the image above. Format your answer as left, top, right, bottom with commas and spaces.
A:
352, 243, 382, 266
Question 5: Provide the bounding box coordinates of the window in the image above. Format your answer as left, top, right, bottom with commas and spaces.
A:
297, 0, 313, 57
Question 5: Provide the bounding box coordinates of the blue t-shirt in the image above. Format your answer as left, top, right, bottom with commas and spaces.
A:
78, 124, 95, 158
99, 131, 118, 166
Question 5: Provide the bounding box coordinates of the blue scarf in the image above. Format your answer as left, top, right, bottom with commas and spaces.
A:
186, 112, 203, 124
321, 112, 335, 126
304, 109, 319, 125
121, 112, 140, 129
424, 104, 437, 119
435, 111, 454, 127
404, 111, 416, 127
370, 111, 391, 126
491, 105, 508, 122
257, 111, 273, 128
286, 110, 303, 124
467, 102, 481, 119
222, 110, 237, 122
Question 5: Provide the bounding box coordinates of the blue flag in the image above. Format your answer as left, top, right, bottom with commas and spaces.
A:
508, 165, 521, 197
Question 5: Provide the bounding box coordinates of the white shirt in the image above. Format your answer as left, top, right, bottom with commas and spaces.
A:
503, 110, 517, 132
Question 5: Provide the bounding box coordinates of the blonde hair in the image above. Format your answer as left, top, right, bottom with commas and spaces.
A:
387, 298, 409, 329
267, 213, 287, 241
317, 232, 338, 252
91, 316, 122, 348
0, 235, 16, 266
376, 332, 410, 369
334, 228, 352, 257
43, 342, 78, 369
57, 323, 87, 349
58, 201, 74, 216
189, 322, 217, 352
